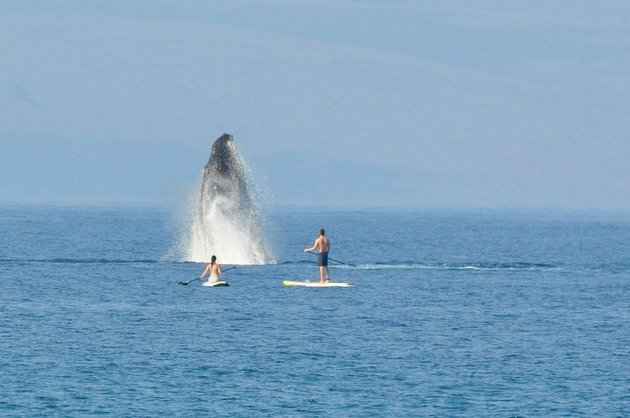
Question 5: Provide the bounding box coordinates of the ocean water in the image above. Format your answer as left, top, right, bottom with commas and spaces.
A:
1, 206, 629, 417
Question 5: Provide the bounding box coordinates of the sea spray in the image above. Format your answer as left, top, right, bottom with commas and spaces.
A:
183, 134, 273, 264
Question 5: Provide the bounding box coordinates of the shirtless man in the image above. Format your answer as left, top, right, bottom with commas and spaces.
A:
304, 228, 331, 283
200, 255, 222, 283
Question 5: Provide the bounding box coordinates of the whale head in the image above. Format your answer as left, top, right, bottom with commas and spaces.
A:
201, 133, 251, 209
206, 133, 239, 176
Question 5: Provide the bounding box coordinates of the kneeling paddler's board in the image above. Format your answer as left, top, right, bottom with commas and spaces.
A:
202, 280, 229, 287
283, 280, 352, 288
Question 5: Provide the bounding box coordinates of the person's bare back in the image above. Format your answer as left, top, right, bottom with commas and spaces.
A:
317, 235, 330, 253
200, 255, 222, 282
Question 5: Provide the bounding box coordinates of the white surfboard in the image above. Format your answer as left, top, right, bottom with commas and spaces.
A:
283, 280, 352, 288
201, 280, 229, 287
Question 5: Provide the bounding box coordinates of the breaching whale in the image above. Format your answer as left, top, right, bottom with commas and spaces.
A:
200, 134, 252, 216
186, 133, 272, 264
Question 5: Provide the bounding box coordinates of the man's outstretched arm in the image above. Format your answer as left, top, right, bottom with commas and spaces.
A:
304, 238, 320, 252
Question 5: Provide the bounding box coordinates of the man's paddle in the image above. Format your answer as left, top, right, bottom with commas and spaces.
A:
178, 266, 237, 286
305, 250, 356, 267
328, 257, 357, 267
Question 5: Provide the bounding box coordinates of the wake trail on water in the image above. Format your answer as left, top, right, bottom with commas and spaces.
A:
279, 260, 565, 272
0, 258, 160, 265
0, 258, 624, 274
342, 262, 563, 272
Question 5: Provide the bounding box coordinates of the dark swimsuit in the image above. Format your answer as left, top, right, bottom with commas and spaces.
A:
318, 252, 329, 267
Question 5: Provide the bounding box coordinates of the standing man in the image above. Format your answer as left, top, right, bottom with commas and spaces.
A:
305, 228, 331, 283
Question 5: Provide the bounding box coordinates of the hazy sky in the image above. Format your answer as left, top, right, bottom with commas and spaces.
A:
1, 1, 629, 208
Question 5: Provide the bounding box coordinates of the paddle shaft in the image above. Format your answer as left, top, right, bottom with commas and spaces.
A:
329, 257, 356, 267
306, 250, 355, 267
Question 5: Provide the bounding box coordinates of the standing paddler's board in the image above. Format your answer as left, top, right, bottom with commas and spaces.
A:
202, 280, 229, 287
283, 280, 352, 288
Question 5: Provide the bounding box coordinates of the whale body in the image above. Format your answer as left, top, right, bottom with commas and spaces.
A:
187, 133, 272, 264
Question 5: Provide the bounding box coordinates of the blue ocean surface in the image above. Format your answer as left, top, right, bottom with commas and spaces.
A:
1, 206, 629, 417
